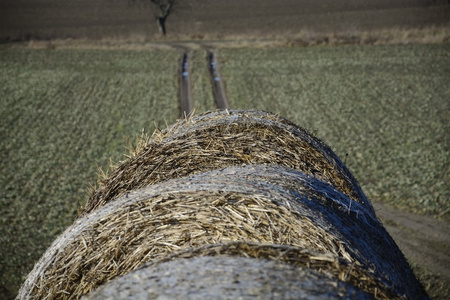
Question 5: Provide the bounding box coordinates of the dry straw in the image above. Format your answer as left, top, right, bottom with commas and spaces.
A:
18, 165, 425, 299
83, 110, 373, 216
84, 244, 396, 299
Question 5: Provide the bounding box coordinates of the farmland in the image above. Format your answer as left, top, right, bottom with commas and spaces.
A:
1, 0, 449, 42
0, 47, 182, 297
2, 0, 450, 297
1, 43, 449, 298
220, 44, 450, 216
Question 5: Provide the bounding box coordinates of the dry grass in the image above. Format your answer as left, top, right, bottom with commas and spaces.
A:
85, 243, 401, 299
18, 164, 425, 299
10, 25, 450, 51
283, 26, 450, 47
83, 110, 373, 216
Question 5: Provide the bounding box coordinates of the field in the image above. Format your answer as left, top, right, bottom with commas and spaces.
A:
1, 0, 449, 42
0, 48, 182, 298
220, 44, 450, 216
1, 0, 450, 298
1, 43, 449, 299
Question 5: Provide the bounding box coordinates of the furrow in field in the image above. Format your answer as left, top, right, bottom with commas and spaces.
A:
207, 50, 230, 110
179, 52, 193, 117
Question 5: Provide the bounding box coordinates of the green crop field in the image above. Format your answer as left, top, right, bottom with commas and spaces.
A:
221, 44, 450, 218
0, 47, 182, 297
0, 43, 449, 298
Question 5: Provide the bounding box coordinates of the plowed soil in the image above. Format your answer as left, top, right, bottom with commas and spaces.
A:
1, 0, 449, 42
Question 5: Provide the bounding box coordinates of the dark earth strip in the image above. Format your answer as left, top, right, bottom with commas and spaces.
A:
373, 201, 450, 298
207, 50, 230, 110
179, 52, 193, 117
1, 0, 449, 42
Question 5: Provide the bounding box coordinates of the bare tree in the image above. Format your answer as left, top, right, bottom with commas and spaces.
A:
151, 0, 175, 35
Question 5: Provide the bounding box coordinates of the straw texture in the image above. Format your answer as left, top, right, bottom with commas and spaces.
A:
18, 165, 425, 299
17, 110, 427, 300
83, 110, 373, 216
83, 254, 376, 299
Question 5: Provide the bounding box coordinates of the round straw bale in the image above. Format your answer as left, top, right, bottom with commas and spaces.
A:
83, 255, 377, 300
83, 110, 373, 216
18, 165, 425, 299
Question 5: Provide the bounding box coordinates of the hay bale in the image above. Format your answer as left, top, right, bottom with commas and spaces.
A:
83, 110, 373, 216
83, 253, 377, 300
18, 165, 425, 299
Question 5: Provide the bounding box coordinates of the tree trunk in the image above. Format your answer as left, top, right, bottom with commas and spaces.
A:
157, 17, 166, 35
152, 0, 173, 35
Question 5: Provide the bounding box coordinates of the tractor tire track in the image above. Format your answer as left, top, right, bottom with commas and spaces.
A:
179, 52, 193, 117
207, 50, 230, 110
179, 48, 229, 115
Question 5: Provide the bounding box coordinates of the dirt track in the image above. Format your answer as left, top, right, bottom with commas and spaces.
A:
374, 202, 450, 297
179, 49, 229, 116
179, 52, 193, 117
207, 50, 229, 110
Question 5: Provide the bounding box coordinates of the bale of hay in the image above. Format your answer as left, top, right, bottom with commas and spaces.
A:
18, 165, 425, 299
83, 251, 378, 300
83, 110, 373, 216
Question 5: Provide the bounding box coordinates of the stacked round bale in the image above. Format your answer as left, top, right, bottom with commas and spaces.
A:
83, 110, 373, 216
18, 110, 428, 299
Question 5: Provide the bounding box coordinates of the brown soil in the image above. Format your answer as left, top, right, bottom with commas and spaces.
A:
207, 50, 230, 110
373, 201, 450, 299
179, 51, 193, 117
1, 0, 449, 42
